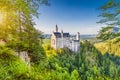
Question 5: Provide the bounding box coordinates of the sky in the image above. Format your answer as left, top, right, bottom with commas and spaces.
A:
34, 0, 108, 35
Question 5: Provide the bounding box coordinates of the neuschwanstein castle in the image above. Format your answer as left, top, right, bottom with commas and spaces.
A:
51, 25, 80, 52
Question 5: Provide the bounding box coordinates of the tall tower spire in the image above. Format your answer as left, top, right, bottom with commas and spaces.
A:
56, 24, 58, 32
76, 32, 80, 40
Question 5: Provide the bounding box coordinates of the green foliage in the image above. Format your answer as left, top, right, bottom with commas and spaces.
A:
98, 0, 120, 25
71, 69, 81, 80
97, 0, 120, 42
0, 40, 120, 79
0, 55, 29, 79
97, 26, 120, 41
97, 26, 112, 40
0, 46, 15, 60
39, 41, 120, 80
0, 0, 49, 64
29, 44, 46, 64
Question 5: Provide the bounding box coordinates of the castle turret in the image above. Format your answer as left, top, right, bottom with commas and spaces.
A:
55, 24, 58, 32
61, 29, 63, 34
76, 32, 80, 40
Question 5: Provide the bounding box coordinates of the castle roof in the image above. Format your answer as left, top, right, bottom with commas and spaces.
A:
54, 32, 61, 38
63, 33, 70, 37
53, 32, 70, 38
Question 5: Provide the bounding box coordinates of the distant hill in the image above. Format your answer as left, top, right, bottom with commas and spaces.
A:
43, 34, 51, 39
80, 34, 96, 39
43, 34, 97, 39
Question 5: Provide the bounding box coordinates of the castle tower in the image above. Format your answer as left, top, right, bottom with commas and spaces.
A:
55, 24, 58, 32
76, 32, 80, 40
61, 29, 63, 34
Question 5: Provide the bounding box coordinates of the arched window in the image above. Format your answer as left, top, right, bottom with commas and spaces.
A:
52, 39, 55, 45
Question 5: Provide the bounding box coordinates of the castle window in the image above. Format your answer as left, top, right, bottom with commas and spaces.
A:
52, 39, 55, 45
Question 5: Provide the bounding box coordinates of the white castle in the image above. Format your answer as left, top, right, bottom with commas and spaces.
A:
51, 25, 80, 52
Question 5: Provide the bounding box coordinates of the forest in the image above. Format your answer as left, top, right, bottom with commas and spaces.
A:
0, 0, 120, 80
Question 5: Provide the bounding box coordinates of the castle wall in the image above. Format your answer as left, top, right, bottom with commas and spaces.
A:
51, 33, 56, 49
51, 36, 80, 52
75, 42, 80, 52
56, 38, 62, 49
71, 41, 80, 52
63, 37, 70, 48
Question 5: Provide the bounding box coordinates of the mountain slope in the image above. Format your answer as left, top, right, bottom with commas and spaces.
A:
94, 37, 120, 56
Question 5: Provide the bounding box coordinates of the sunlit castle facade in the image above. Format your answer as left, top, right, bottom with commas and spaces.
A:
51, 25, 80, 52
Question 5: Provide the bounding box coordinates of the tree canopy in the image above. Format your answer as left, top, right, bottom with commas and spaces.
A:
98, 0, 120, 26
97, 0, 120, 41
0, 0, 49, 64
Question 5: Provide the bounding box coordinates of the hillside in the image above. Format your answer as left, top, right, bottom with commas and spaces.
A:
0, 37, 120, 79
94, 37, 120, 56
